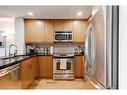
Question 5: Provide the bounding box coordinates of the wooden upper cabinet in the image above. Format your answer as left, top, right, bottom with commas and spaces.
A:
73, 20, 87, 43
24, 19, 87, 43
54, 20, 63, 31
54, 20, 73, 31
25, 19, 33, 43
35, 20, 45, 43
24, 19, 45, 43
63, 20, 73, 31
44, 20, 54, 43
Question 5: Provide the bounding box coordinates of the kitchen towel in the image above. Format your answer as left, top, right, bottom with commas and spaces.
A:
60, 59, 67, 69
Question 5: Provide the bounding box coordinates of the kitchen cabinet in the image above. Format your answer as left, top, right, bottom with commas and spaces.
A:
0, 70, 21, 89
54, 20, 73, 31
25, 19, 54, 44
32, 57, 38, 79
24, 19, 45, 43
20, 58, 35, 89
38, 56, 53, 79
44, 20, 54, 43
74, 56, 84, 78
73, 20, 87, 43
25, 19, 87, 43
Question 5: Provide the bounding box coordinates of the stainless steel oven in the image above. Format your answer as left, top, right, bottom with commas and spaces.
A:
53, 54, 74, 80
54, 31, 73, 42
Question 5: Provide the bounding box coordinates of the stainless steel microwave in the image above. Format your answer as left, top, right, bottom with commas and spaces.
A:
54, 31, 73, 42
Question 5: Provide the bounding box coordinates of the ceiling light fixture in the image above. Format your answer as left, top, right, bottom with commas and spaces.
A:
28, 12, 33, 16
77, 12, 82, 16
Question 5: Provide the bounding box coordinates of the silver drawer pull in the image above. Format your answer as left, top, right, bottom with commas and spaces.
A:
0, 69, 7, 77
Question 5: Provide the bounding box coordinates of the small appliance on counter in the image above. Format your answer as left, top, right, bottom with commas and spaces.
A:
26, 45, 54, 55
73, 45, 84, 55
44, 47, 50, 54
36, 46, 53, 55
0, 31, 5, 48
26, 45, 36, 55
50, 46, 53, 55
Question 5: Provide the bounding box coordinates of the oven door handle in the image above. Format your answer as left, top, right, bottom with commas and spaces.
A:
53, 56, 74, 58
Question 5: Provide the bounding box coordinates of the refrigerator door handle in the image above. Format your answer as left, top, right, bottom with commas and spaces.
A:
85, 24, 96, 73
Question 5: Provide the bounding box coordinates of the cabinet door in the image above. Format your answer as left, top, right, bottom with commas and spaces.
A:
38, 56, 53, 78
74, 56, 84, 78
20, 58, 34, 89
32, 57, 38, 79
44, 20, 54, 43
34, 20, 45, 43
63, 20, 73, 31
29, 58, 34, 83
25, 19, 34, 43
54, 20, 64, 31
24, 19, 28, 43
44, 56, 53, 78
38, 56, 45, 77
24, 19, 45, 43
20, 60, 30, 88
54, 20, 73, 31
73, 20, 87, 43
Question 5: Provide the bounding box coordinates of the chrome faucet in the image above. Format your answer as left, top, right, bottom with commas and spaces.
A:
9, 44, 18, 57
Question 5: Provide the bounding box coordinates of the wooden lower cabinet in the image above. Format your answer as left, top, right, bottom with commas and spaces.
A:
0, 70, 21, 89
32, 57, 38, 79
20, 58, 35, 89
38, 56, 53, 79
74, 56, 84, 79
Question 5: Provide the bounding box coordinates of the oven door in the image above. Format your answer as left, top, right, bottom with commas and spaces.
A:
53, 58, 74, 74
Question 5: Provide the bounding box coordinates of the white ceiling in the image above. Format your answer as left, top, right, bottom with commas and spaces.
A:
0, 6, 93, 19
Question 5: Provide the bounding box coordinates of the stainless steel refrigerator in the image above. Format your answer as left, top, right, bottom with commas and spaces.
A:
84, 6, 119, 89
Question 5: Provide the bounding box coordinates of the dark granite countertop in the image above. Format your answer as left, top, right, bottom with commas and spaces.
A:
74, 54, 84, 56
37, 53, 53, 56
0, 53, 83, 70
0, 55, 30, 70
0, 53, 53, 70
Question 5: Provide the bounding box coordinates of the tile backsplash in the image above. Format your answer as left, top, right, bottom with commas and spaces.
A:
26, 43, 84, 54
53, 44, 75, 54
53, 44, 84, 54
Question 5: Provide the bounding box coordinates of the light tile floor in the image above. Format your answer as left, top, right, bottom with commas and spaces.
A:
28, 79, 97, 89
